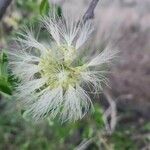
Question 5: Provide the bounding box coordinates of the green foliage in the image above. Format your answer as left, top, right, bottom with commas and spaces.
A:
0, 52, 19, 96
56, 6, 62, 17
142, 122, 150, 142
92, 104, 104, 127
0, 52, 12, 95
16, 0, 40, 13
39, 0, 62, 16
0, 101, 140, 150
143, 122, 150, 131
0, 103, 104, 149
40, 0, 50, 15
111, 131, 137, 150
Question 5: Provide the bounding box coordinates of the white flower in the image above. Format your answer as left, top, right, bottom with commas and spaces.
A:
9, 12, 118, 122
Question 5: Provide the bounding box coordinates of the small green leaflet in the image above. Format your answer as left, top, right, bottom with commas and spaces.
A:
40, 0, 50, 15
0, 52, 12, 95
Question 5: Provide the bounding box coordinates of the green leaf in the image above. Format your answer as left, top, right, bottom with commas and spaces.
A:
0, 77, 12, 95
40, 0, 50, 15
91, 104, 104, 128
0, 52, 13, 95
56, 6, 62, 17
0, 52, 8, 77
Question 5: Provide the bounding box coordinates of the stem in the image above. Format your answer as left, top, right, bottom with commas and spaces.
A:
82, 0, 99, 23
0, 0, 12, 20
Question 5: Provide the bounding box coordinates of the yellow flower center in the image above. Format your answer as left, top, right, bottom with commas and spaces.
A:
38, 46, 86, 89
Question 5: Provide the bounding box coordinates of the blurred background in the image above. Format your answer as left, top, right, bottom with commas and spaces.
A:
0, 0, 150, 149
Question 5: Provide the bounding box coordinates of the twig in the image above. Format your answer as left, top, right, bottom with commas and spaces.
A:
103, 91, 117, 134
82, 0, 99, 23
0, 0, 12, 20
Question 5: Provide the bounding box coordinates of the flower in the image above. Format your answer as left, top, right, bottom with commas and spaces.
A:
9, 12, 118, 122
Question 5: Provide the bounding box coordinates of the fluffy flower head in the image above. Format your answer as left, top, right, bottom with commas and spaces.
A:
9, 12, 118, 122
